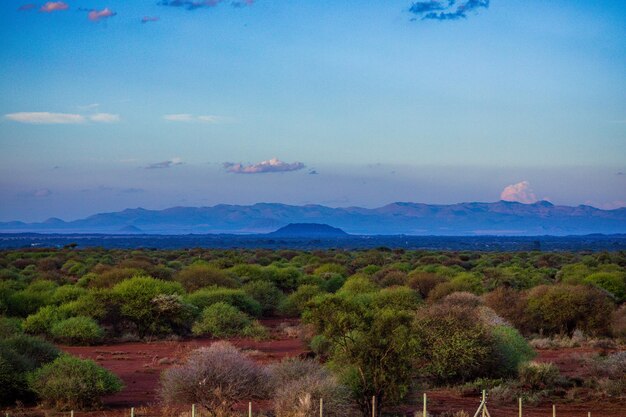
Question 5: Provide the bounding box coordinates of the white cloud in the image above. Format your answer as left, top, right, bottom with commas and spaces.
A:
500, 181, 538, 204
4, 112, 85, 124
224, 157, 305, 174
89, 113, 120, 123
163, 114, 229, 123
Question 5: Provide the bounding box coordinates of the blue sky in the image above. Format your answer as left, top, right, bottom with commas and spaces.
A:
1, 0, 625, 221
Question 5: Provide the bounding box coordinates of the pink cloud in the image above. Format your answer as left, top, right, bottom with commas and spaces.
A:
141, 16, 160, 23
500, 181, 538, 204
224, 158, 305, 174
40, 2, 69, 12
88, 8, 117, 22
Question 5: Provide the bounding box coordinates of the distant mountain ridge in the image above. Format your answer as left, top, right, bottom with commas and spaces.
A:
1, 201, 625, 236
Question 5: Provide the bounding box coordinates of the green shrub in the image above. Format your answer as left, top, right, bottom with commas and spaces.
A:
0, 334, 59, 405
278, 285, 323, 317
490, 325, 535, 377
525, 284, 614, 336
372, 286, 421, 311
517, 362, 561, 391
28, 355, 123, 410
7, 280, 58, 317
186, 287, 261, 317
243, 280, 284, 315
314, 263, 347, 277
0, 316, 23, 338
338, 274, 378, 295
175, 264, 238, 292
584, 272, 626, 302
192, 302, 255, 338
112, 276, 185, 337
23, 305, 65, 335
51, 317, 104, 345
51, 285, 87, 305
413, 303, 493, 383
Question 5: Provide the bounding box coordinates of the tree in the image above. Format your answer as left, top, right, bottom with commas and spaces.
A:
304, 293, 419, 416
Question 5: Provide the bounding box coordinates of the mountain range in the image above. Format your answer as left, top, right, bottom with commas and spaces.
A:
1, 201, 625, 236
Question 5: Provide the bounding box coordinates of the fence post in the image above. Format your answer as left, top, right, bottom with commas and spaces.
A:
320, 398, 323, 417
130, 407, 134, 417
481, 390, 486, 417
423, 393, 427, 417
192, 404, 195, 417
552, 404, 556, 417
70, 411, 74, 417
249, 402, 252, 417
518, 397, 522, 417
372, 396, 376, 417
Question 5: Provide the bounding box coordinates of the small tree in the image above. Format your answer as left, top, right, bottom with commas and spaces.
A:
304, 294, 419, 416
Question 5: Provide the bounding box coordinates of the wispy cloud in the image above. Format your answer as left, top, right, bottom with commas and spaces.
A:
158, 0, 254, 10
500, 181, 538, 204
4, 112, 85, 124
33, 188, 52, 198
223, 158, 305, 174
409, 0, 489, 21
18, 4, 37, 11
40, 1, 69, 13
4, 111, 120, 124
163, 114, 229, 123
146, 157, 183, 169
141, 16, 160, 23
88, 8, 117, 21
89, 113, 120, 123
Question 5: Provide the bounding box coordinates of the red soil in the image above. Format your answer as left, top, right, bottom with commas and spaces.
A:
60, 319, 306, 408
18, 323, 625, 416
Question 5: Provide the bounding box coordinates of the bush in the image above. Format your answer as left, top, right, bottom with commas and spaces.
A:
51, 317, 104, 345
175, 264, 238, 292
407, 272, 446, 298
159, 342, 269, 416
490, 325, 535, 377
243, 280, 285, 315
413, 303, 493, 383
278, 285, 323, 316
23, 305, 65, 335
584, 272, 626, 302
51, 285, 87, 305
28, 355, 123, 410
517, 362, 561, 391
0, 316, 23, 338
611, 304, 626, 339
186, 287, 262, 317
269, 358, 353, 417
0, 334, 60, 405
112, 276, 185, 337
525, 284, 614, 336
372, 286, 421, 311
192, 302, 252, 337
338, 274, 377, 295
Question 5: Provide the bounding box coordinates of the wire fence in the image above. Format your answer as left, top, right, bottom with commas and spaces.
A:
2, 392, 600, 417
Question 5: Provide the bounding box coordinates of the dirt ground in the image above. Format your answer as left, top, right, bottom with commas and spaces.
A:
9, 321, 626, 417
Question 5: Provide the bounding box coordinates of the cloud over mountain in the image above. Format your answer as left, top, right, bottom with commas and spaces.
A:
500, 181, 538, 204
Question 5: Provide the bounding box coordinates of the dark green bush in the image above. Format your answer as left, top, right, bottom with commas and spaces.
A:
51, 316, 104, 345
0, 316, 23, 338
243, 280, 284, 315
278, 284, 323, 317
0, 334, 59, 405
28, 355, 123, 410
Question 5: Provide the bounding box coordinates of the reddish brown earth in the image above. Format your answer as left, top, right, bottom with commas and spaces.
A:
11, 322, 626, 416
